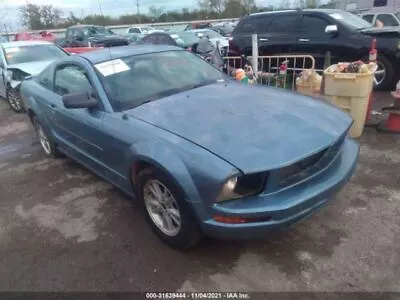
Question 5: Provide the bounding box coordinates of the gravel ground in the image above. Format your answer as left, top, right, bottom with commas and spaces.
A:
0, 94, 399, 293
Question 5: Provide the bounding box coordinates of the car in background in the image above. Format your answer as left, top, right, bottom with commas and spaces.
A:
359, 7, 400, 27
230, 9, 400, 90
20, 45, 359, 249
139, 32, 200, 50
211, 23, 236, 37
123, 32, 144, 43
0, 40, 68, 112
184, 22, 211, 30
127, 26, 163, 34
64, 25, 130, 48
187, 29, 229, 55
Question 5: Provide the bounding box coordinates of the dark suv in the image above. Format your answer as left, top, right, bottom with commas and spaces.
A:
230, 9, 400, 90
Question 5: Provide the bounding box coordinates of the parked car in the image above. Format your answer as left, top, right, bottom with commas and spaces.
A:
211, 23, 236, 37
187, 29, 230, 55
139, 32, 200, 50
230, 9, 400, 90
123, 33, 144, 43
0, 40, 69, 112
64, 25, 130, 48
127, 26, 163, 34
184, 22, 211, 30
359, 7, 400, 27
20, 45, 359, 249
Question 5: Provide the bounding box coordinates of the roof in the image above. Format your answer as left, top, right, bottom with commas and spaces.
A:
361, 7, 400, 14
78, 44, 182, 64
250, 8, 343, 17
1, 40, 52, 48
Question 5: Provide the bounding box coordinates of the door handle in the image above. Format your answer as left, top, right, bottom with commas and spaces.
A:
259, 38, 269, 41
298, 38, 310, 42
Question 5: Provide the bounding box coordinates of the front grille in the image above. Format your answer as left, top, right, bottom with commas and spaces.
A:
276, 135, 345, 189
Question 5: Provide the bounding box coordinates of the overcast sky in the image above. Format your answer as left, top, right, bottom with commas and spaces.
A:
0, 0, 289, 30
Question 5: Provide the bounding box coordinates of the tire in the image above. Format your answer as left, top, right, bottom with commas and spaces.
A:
362, 54, 394, 91
137, 167, 202, 249
7, 88, 25, 113
32, 117, 62, 158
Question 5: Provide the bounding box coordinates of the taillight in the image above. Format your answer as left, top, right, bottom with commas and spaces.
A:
187, 47, 192, 52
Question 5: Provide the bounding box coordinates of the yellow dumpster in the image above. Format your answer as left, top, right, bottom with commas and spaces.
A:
323, 62, 376, 138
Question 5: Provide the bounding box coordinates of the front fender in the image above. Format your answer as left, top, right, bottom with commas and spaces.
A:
126, 140, 203, 203
125, 138, 239, 204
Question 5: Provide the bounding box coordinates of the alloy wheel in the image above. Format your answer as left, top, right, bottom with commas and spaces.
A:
8, 89, 23, 112
37, 125, 52, 155
143, 179, 182, 236
373, 61, 386, 88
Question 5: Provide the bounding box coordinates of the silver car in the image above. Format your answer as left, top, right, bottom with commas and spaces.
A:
0, 40, 68, 112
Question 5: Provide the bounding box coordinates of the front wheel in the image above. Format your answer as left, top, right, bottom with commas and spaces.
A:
137, 168, 202, 249
7, 88, 24, 113
362, 54, 394, 91
33, 117, 62, 158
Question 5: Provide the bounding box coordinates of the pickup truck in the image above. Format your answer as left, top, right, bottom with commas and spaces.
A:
59, 25, 130, 48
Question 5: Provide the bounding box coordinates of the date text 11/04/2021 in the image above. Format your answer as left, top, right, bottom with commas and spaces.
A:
145, 292, 251, 299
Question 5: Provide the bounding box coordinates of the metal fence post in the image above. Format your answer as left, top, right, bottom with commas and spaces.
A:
251, 34, 258, 79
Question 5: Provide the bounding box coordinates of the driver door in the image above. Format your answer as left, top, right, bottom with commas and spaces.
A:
50, 64, 105, 163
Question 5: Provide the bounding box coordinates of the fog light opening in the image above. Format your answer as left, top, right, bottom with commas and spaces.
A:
213, 215, 271, 224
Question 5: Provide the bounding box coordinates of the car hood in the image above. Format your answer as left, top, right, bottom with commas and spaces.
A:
7, 60, 54, 76
127, 83, 352, 173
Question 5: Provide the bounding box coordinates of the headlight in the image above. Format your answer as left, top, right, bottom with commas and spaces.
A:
216, 172, 267, 202
5, 70, 12, 82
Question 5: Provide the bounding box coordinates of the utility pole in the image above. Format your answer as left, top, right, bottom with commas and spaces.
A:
137, 0, 141, 23
97, 0, 103, 16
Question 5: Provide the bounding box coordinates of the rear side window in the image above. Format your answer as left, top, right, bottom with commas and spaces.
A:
376, 14, 399, 26
269, 15, 299, 32
236, 15, 272, 33
129, 28, 140, 33
362, 14, 374, 23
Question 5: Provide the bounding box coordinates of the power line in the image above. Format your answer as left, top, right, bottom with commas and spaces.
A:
97, 0, 104, 16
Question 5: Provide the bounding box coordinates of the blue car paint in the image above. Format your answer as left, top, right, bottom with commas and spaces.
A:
20, 45, 359, 239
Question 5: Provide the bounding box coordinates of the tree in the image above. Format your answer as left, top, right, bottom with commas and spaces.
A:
209, 0, 224, 16
20, 3, 43, 30
40, 5, 62, 28
223, 0, 246, 18
148, 6, 164, 20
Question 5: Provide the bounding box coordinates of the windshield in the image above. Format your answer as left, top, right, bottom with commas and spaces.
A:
396, 12, 400, 21
85, 26, 114, 36
329, 11, 372, 30
3, 44, 67, 65
95, 50, 225, 111
170, 33, 200, 46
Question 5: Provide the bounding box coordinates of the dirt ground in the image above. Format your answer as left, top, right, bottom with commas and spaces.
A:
0, 93, 399, 293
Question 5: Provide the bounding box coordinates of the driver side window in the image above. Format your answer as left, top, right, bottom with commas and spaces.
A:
54, 65, 92, 96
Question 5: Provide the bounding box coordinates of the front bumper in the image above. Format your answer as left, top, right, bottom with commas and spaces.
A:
191, 138, 359, 239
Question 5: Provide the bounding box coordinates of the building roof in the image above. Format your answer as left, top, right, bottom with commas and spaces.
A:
78, 45, 182, 64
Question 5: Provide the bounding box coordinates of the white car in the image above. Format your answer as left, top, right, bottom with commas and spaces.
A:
0, 40, 68, 112
359, 8, 400, 27
127, 26, 163, 34
187, 29, 229, 53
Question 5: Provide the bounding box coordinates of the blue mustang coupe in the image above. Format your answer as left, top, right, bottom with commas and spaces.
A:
20, 45, 359, 249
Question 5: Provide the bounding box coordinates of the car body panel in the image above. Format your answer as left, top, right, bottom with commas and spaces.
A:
20, 46, 359, 240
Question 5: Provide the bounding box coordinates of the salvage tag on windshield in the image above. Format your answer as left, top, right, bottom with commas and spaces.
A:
95, 59, 130, 77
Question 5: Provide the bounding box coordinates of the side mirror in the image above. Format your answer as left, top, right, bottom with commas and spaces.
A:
325, 25, 338, 34
62, 92, 97, 109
